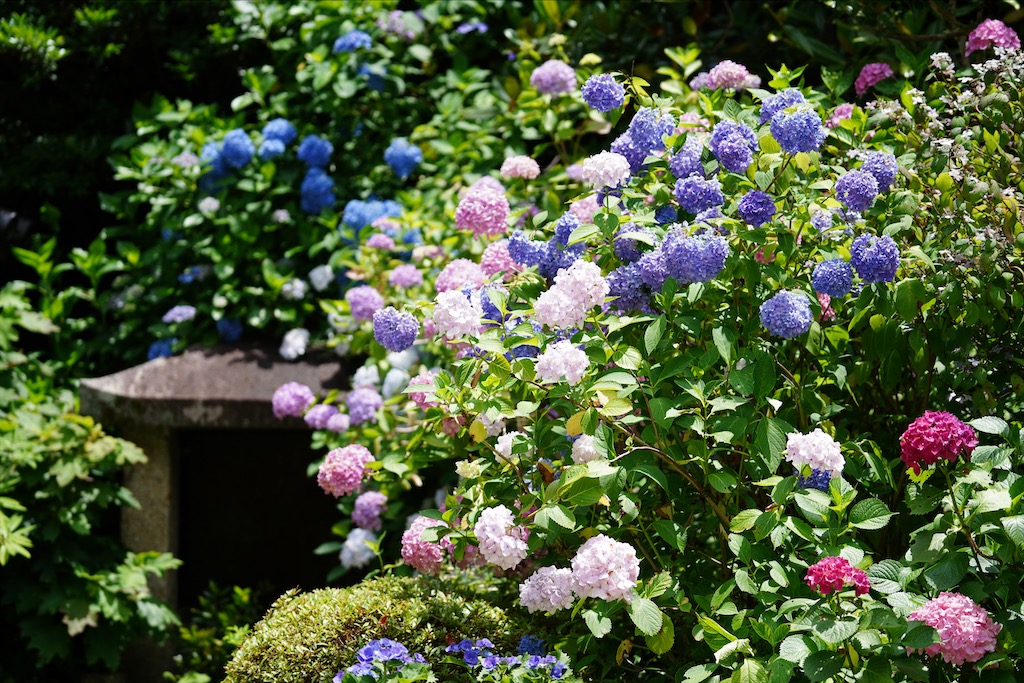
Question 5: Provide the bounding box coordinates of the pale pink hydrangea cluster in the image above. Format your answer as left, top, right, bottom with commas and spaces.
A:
365, 233, 396, 250
500, 155, 541, 179
435, 259, 485, 293
855, 62, 894, 96
432, 290, 482, 339
455, 185, 510, 237
581, 151, 631, 189
480, 240, 521, 279
401, 515, 446, 575
570, 534, 640, 602
690, 60, 761, 90
317, 445, 374, 497
785, 428, 844, 475
474, 505, 529, 570
966, 18, 1020, 56
569, 195, 600, 224
496, 431, 525, 460
571, 434, 602, 463
805, 556, 870, 596
826, 103, 854, 129
407, 369, 438, 408
519, 566, 576, 613
535, 341, 590, 385
908, 592, 1001, 665
534, 260, 609, 329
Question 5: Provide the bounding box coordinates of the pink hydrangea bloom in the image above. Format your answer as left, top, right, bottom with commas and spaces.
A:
785, 428, 844, 475
412, 245, 445, 262
472, 176, 505, 194
535, 340, 590, 385
805, 556, 870, 596
908, 592, 1001, 665
474, 504, 529, 570
433, 290, 482, 339
317, 445, 374, 497
519, 566, 576, 613
581, 151, 631, 189
966, 19, 1020, 56
855, 63, 894, 96
533, 259, 609, 329
352, 490, 388, 531
389, 264, 424, 289
304, 403, 338, 429
571, 534, 640, 602
435, 258, 485, 293
480, 240, 521, 279
401, 515, 445, 575
706, 60, 761, 90
326, 411, 350, 433
408, 370, 438, 408
900, 411, 978, 474
455, 186, 510, 237
271, 381, 315, 418
826, 103, 855, 129
500, 155, 541, 179
569, 195, 601, 224
365, 233, 396, 249
818, 292, 836, 321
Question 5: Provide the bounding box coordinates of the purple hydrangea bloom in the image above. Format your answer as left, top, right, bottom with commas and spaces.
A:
663, 231, 729, 283
674, 175, 725, 215
861, 151, 898, 192
850, 234, 899, 283
507, 230, 549, 267
581, 73, 625, 112
346, 285, 385, 321
607, 263, 649, 313
554, 211, 581, 247
759, 88, 806, 124
162, 305, 196, 323
297, 135, 333, 168
628, 107, 675, 153
221, 129, 255, 169
258, 139, 285, 160
300, 168, 335, 214
737, 190, 777, 227
147, 338, 176, 360
537, 239, 583, 281
384, 137, 423, 179
352, 490, 388, 530
347, 387, 383, 425
637, 247, 669, 291
709, 120, 758, 172
668, 137, 705, 179
372, 307, 419, 352
304, 404, 339, 430
333, 30, 371, 53
610, 131, 648, 173
812, 259, 854, 297
797, 468, 832, 491
810, 210, 833, 232
770, 109, 826, 154
613, 223, 653, 263
518, 636, 546, 656
262, 118, 296, 144
456, 20, 488, 34
272, 382, 315, 418
760, 290, 813, 338
835, 170, 879, 212
654, 205, 678, 225
530, 60, 576, 95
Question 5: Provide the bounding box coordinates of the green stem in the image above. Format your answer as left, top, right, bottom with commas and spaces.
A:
941, 467, 986, 573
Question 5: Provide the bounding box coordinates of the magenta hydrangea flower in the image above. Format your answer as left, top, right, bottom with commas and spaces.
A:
530, 60, 576, 95
352, 490, 388, 531
535, 340, 590, 385
389, 264, 423, 289
519, 566, 576, 613
855, 63, 894, 96
900, 411, 978, 474
966, 18, 1020, 55
908, 592, 1001, 665
571, 534, 640, 602
435, 259, 485, 293
826, 103, 855, 129
401, 515, 446, 575
272, 382, 315, 418
480, 240, 522, 279
500, 155, 541, 179
805, 556, 870, 596
317, 445, 374, 497
455, 186, 510, 237
474, 505, 529, 571
346, 285, 384, 321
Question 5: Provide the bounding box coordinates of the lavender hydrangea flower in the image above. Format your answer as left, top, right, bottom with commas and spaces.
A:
352, 490, 388, 531
628, 107, 675, 153
798, 468, 832, 491
581, 73, 624, 112
262, 118, 296, 144
346, 285, 385, 321
304, 404, 339, 430
810, 210, 833, 232
737, 190, 777, 227
613, 224, 653, 263
850, 234, 899, 283
709, 120, 758, 172
384, 138, 423, 179
663, 231, 729, 283
372, 307, 419, 352
221, 129, 254, 169
507, 230, 549, 267
668, 137, 705, 179
333, 30, 371, 53
610, 131, 647, 173
297, 134, 333, 168
674, 175, 725, 215
347, 387, 384, 425
637, 247, 669, 291
771, 108, 826, 154
456, 20, 488, 34
760, 290, 813, 338
812, 259, 854, 297
861, 151, 898, 192
606, 263, 649, 313
835, 170, 879, 212
162, 305, 196, 323
272, 381, 315, 418
530, 60, 576, 95
759, 88, 806, 124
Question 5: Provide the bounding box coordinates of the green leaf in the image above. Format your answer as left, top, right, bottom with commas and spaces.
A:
583, 610, 612, 638
646, 613, 675, 654
612, 345, 643, 370
849, 498, 894, 530
534, 505, 576, 531
681, 663, 718, 683
867, 559, 906, 595
627, 596, 664, 636
778, 634, 814, 665
803, 650, 844, 682
645, 316, 666, 355
730, 509, 761, 533
712, 327, 732, 365
859, 656, 896, 683
752, 353, 776, 398
923, 552, 969, 592
813, 618, 858, 645
970, 416, 1009, 437
1001, 515, 1024, 548
731, 659, 768, 683
900, 623, 939, 650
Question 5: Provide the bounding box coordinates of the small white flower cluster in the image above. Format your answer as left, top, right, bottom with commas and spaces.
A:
784, 428, 844, 475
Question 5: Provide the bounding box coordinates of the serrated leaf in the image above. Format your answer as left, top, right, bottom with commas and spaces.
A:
970, 416, 1009, 437
583, 610, 612, 638
778, 635, 814, 665
1001, 515, 1024, 548
849, 498, 894, 530
645, 317, 666, 355
731, 659, 768, 683
730, 509, 761, 533
803, 650, 844, 682
813, 618, 858, 645
646, 613, 675, 654
923, 552, 969, 592
628, 596, 663, 636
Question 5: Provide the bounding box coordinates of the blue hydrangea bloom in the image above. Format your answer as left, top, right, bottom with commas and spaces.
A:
372, 307, 419, 352
770, 109, 825, 154
628, 107, 675, 153
357, 63, 385, 91
835, 170, 879, 212
850, 234, 899, 283
537, 240, 582, 281
610, 131, 648, 173
262, 118, 297, 144
221, 129, 255, 169
637, 246, 669, 291
507, 230, 548, 266
258, 139, 285, 161
663, 231, 729, 283
759, 88, 806, 124
654, 205, 678, 225
383, 138, 423, 179
199, 141, 228, 192
553, 212, 580, 247
456, 20, 488, 34
797, 468, 831, 491
709, 120, 758, 172
297, 134, 333, 168
607, 263, 649, 313
674, 175, 725, 215
613, 223, 653, 263
147, 338, 176, 360
333, 30, 372, 53
737, 190, 777, 227
342, 198, 402, 231
861, 151, 898, 192
581, 73, 625, 112
216, 318, 243, 343
300, 168, 335, 214
760, 290, 813, 338
518, 636, 546, 656
812, 259, 854, 297
668, 137, 705, 179
810, 210, 833, 232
